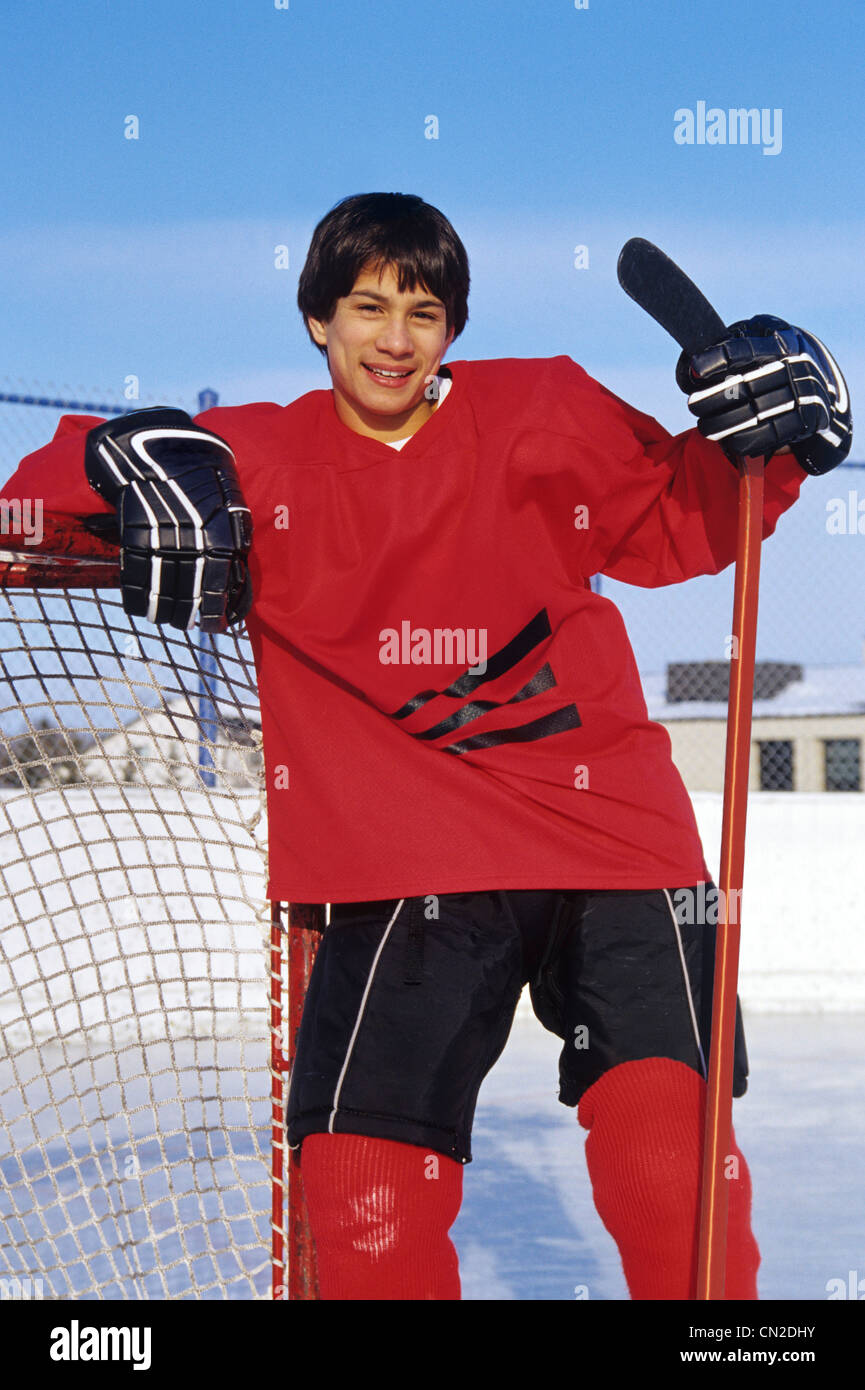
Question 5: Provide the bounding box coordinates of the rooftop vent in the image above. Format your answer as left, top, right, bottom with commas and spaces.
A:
665, 660, 804, 704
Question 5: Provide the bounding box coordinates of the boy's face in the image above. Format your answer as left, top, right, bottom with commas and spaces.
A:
307, 261, 455, 442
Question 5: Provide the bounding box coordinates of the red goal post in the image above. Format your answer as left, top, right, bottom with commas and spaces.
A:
0, 519, 319, 1301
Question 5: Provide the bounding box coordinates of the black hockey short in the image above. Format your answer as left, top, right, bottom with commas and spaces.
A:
286, 887, 749, 1164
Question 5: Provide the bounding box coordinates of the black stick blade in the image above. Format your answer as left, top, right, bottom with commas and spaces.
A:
617, 237, 728, 355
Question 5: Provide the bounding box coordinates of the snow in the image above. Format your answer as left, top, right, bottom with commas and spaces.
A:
691, 792, 865, 1010
0, 785, 267, 1051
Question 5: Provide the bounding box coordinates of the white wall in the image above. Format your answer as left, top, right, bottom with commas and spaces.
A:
692, 791, 865, 1011
514, 791, 865, 1019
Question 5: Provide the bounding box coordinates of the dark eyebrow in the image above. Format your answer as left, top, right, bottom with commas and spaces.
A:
347, 289, 445, 309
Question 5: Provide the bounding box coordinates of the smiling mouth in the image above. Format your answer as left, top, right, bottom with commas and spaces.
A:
362, 364, 415, 383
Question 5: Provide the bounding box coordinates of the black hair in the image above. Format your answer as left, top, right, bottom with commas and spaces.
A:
297, 192, 470, 356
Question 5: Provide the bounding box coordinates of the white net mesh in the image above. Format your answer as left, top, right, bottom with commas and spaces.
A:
0, 584, 274, 1300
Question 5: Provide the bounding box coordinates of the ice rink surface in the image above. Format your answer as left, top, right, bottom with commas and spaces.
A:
454, 1007, 865, 1302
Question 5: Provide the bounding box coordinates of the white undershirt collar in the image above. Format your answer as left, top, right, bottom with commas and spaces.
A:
384, 373, 452, 450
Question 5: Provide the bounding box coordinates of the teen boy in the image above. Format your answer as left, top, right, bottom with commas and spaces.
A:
1, 191, 850, 1300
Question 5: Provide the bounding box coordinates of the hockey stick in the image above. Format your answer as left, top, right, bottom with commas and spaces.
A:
617, 238, 764, 1301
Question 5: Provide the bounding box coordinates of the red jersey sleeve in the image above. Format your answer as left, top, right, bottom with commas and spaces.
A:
0, 413, 112, 520
587, 377, 805, 587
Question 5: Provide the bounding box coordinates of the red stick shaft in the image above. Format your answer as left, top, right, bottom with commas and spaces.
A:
696, 455, 764, 1299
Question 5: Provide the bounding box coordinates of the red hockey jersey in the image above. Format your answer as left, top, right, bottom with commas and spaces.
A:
0, 355, 805, 901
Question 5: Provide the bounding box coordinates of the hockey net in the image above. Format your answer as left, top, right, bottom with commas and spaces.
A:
0, 532, 311, 1301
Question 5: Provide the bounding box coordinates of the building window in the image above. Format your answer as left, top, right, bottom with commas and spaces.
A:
759, 740, 794, 790
824, 739, 861, 792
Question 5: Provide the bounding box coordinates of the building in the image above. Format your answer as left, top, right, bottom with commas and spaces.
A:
643, 660, 865, 792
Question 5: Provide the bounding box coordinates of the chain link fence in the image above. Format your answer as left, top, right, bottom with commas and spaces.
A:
602, 457, 865, 793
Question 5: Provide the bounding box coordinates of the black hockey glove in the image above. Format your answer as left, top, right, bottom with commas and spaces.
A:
676, 315, 852, 474
84, 407, 253, 632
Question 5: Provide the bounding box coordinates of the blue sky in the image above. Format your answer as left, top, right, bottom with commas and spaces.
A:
0, 0, 862, 667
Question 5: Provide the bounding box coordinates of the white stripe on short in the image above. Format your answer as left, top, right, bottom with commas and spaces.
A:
662, 888, 707, 1078
327, 898, 405, 1132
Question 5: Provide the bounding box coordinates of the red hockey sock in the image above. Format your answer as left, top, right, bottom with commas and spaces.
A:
300, 1133, 463, 1300
578, 1058, 760, 1300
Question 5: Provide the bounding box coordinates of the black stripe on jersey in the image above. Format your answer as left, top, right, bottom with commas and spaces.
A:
413, 663, 557, 741
443, 703, 582, 756
388, 608, 552, 719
